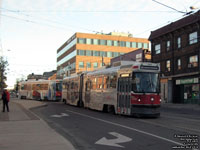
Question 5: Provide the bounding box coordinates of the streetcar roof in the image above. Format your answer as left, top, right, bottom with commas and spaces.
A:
19, 79, 62, 84
87, 66, 120, 76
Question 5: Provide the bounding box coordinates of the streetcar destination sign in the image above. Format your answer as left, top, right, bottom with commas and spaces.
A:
140, 65, 159, 70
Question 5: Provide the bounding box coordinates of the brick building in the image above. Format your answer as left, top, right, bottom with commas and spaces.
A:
149, 11, 200, 104
110, 48, 151, 66
57, 32, 149, 78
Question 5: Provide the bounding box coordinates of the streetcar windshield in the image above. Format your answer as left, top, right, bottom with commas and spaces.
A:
56, 82, 62, 91
132, 72, 159, 93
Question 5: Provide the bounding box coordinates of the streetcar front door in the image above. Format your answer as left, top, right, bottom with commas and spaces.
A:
117, 77, 131, 115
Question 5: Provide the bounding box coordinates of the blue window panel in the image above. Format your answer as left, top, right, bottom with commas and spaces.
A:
87, 62, 91, 68
78, 38, 86, 44
86, 50, 92, 56
57, 38, 77, 58
93, 62, 98, 68
79, 62, 84, 68
57, 50, 77, 66
107, 52, 112, 57
93, 39, 99, 45
94, 51, 100, 56
131, 42, 137, 48
79, 50, 85, 56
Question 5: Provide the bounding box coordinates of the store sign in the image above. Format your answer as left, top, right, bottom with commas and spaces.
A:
176, 78, 199, 85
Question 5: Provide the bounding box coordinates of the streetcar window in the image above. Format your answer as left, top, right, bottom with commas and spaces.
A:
56, 83, 62, 91
132, 72, 159, 93
86, 80, 91, 91
103, 77, 107, 89
71, 82, 74, 89
67, 82, 70, 90
21, 84, 24, 90
97, 77, 103, 89
86, 80, 92, 91
110, 75, 117, 88
41, 84, 48, 90
62, 83, 66, 89
106, 76, 110, 88
92, 77, 97, 89
32, 84, 40, 90
74, 83, 78, 91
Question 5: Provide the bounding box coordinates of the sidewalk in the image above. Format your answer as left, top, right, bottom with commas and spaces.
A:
0, 99, 75, 150
161, 102, 200, 114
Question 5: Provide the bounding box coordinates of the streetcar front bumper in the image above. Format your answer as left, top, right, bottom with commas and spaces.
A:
131, 104, 161, 117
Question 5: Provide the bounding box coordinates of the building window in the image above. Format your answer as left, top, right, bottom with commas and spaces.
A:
188, 55, 198, 68
137, 42, 142, 48
93, 51, 100, 56
120, 41, 126, 47
166, 40, 170, 51
86, 50, 92, 56
189, 31, 198, 45
78, 38, 85, 44
177, 59, 181, 70
177, 37, 181, 48
107, 52, 112, 57
79, 62, 84, 68
126, 41, 131, 48
143, 43, 148, 49
113, 41, 118, 46
86, 62, 91, 68
113, 52, 119, 57
78, 50, 85, 56
93, 39, 98, 45
100, 51, 106, 57
100, 40, 106, 45
86, 38, 92, 45
166, 60, 170, 71
93, 62, 98, 68
155, 44, 161, 54
132, 42, 137, 48
107, 40, 112, 46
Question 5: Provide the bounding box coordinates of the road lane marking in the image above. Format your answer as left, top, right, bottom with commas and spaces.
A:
51, 113, 69, 118
65, 110, 183, 146
95, 132, 132, 148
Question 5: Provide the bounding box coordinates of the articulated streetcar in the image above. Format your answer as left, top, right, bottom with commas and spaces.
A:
19, 80, 62, 101
62, 61, 161, 117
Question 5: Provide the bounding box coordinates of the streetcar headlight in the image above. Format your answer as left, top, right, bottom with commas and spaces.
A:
151, 98, 154, 101
138, 99, 141, 102
160, 99, 162, 102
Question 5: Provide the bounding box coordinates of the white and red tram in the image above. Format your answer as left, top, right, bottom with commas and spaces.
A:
62, 61, 161, 117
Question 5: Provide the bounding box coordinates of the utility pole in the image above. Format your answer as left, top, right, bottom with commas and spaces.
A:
102, 56, 104, 66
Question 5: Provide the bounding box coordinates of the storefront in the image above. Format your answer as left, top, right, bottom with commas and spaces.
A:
174, 77, 200, 104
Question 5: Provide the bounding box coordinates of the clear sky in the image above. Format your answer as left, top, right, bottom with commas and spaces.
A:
0, 0, 200, 89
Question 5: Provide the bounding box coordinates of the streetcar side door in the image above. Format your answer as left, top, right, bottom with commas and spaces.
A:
79, 74, 84, 107
117, 77, 131, 115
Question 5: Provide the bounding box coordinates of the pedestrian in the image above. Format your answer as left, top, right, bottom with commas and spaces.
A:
2, 89, 10, 112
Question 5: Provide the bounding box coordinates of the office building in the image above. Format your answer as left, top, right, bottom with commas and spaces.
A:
57, 32, 149, 78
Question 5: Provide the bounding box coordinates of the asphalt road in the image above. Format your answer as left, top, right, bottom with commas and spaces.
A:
32, 102, 200, 150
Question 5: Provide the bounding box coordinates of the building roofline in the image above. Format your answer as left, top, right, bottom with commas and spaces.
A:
57, 32, 149, 53
149, 10, 200, 40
